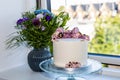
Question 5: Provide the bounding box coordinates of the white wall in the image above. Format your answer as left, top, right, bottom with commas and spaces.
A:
0, 0, 36, 71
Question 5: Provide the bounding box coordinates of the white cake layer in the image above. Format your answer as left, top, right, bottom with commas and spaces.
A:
53, 39, 88, 68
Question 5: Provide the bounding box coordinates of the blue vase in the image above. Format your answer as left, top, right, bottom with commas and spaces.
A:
27, 47, 52, 72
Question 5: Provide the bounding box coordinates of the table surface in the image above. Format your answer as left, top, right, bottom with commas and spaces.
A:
0, 64, 120, 80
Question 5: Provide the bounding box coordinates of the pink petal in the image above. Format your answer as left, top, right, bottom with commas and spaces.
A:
71, 27, 79, 34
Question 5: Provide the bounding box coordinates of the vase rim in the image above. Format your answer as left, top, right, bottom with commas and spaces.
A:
33, 47, 49, 50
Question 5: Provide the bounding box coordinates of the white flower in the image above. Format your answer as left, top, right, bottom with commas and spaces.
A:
63, 12, 68, 16
41, 26, 45, 31
36, 14, 44, 19
56, 17, 63, 26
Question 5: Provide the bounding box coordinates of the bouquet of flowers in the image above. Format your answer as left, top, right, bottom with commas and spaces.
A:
6, 9, 70, 49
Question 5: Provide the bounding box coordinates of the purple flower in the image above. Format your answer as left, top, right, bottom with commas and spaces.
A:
32, 18, 40, 26
17, 17, 29, 25
45, 15, 52, 21
23, 17, 29, 21
17, 19, 23, 25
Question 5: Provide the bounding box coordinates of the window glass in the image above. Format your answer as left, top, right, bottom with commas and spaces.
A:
51, 0, 120, 55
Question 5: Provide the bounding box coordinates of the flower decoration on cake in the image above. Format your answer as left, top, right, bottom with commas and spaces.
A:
65, 61, 81, 68
52, 27, 89, 41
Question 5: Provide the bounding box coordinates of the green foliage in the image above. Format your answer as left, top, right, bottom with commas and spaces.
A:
6, 10, 70, 49
58, 6, 66, 12
88, 15, 120, 55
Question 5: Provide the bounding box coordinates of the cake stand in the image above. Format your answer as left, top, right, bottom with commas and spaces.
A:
39, 58, 102, 80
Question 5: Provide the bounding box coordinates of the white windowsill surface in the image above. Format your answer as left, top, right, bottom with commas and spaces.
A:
88, 54, 120, 65
0, 64, 120, 80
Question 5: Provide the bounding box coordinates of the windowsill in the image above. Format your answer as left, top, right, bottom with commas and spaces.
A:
88, 53, 120, 65
0, 64, 119, 80
102, 67, 120, 77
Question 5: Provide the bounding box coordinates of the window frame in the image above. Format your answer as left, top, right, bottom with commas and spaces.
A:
36, 0, 41, 9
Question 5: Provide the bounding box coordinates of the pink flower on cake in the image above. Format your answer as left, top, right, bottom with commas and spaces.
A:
63, 30, 71, 38
52, 27, 90, 41
52, 33, 58, 41
65, 61, 81, 68
64, 30, 72, 34
71, 27, 79, 34
82, 34, 90, 40
85, 35, 90, 40
72, 32, 82, 38
56, 27, 64, 33
52, 27, 64, 41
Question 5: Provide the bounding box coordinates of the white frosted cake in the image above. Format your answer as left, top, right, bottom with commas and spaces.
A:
52, 27, 89, 68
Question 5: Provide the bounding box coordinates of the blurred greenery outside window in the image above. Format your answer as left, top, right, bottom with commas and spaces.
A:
89, 15, 120, 55
51, 0, 120, 56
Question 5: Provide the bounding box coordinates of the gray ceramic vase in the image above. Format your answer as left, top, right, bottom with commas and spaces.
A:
27, 47, 51, 72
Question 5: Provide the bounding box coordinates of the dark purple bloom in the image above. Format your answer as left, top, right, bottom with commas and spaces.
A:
17, 17, 29, 25
17, 19, 24, 25
45, 15, 52, 21
32, 18, 40, 26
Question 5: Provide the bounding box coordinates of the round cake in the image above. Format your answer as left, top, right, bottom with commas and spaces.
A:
53, 39, 88, 68
52, 27, 89, 68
